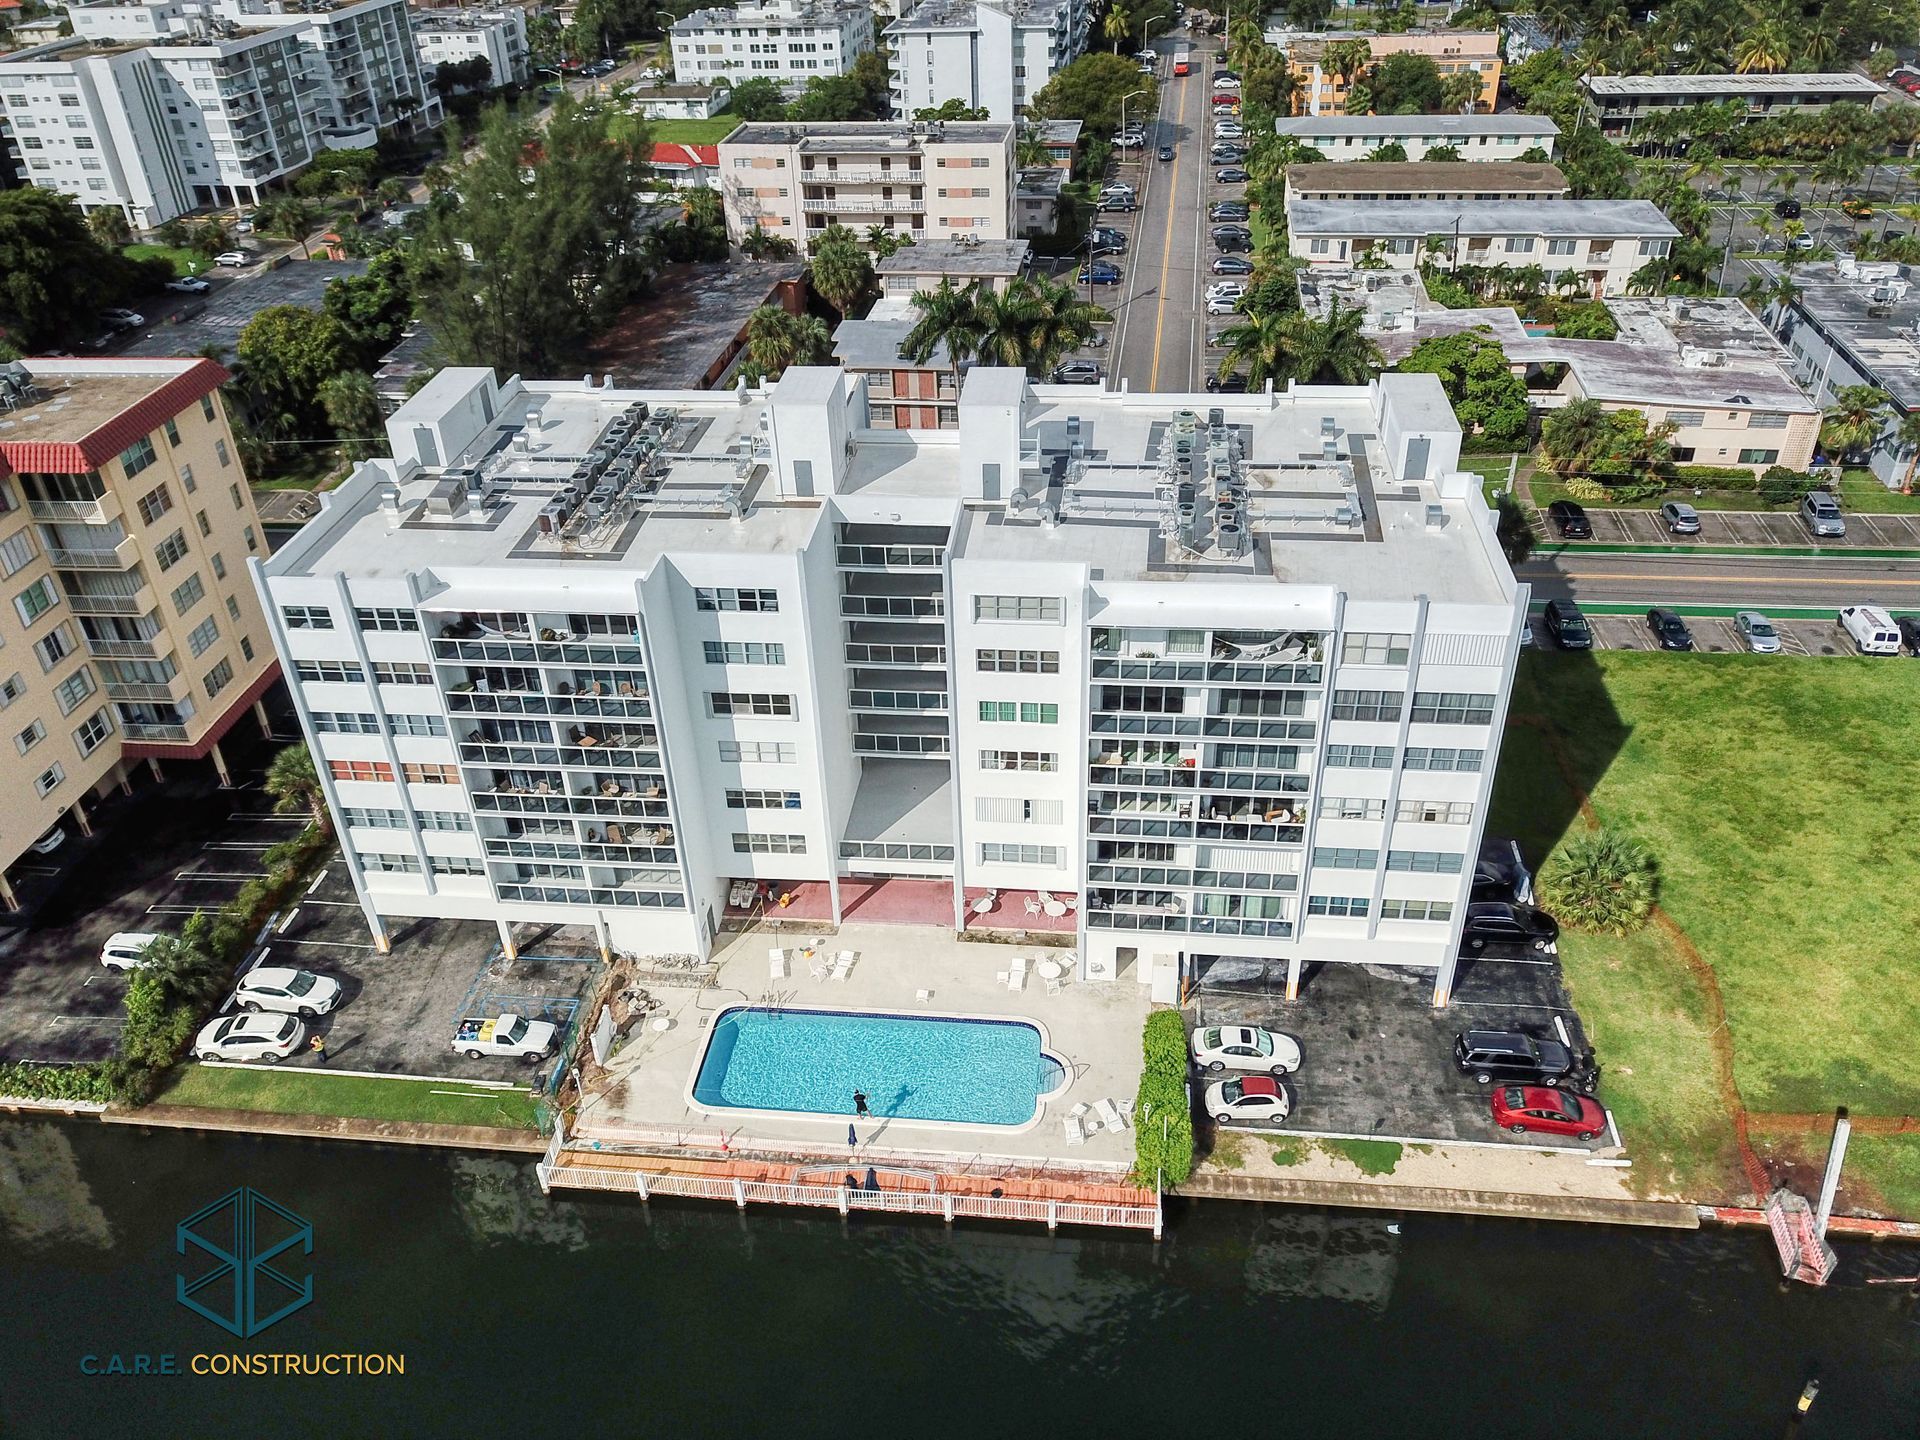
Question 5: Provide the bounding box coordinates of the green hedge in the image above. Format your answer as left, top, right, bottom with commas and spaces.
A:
1132, 1010, 1195, 1187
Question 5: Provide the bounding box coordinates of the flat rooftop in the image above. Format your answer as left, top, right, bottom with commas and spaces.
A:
1583, 71, 1883, 97
833, 295, 948, 369
1550, 339, 1814, 412
888, 0, 1072, 31
1285, 161, 1567, 193
1289, 198, 1679, 239
1760, 259, 1920, 409
586, 260, 805, 390
723, 119, 1012, 148
877, 238, 1028, 278
1275, 113, 1559, 138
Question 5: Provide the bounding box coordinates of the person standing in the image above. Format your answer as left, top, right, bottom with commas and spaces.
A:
309, 1032, 329, 1064
853, 1090, 871, 1118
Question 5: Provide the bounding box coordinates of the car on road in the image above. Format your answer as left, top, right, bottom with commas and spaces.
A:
1646, 607, 1696, 651
164, 276, 212, 294
1210, 202, 1249, 221
1455, 1029, 1595, 1091
234, 966, 343, 1017
1774, 197, 1802, 219
1542, 597, 1592, 649
1492, 1085, 1606, 1141
99, 308, 144, 331
1461, 900, 1558, 952
1210, 145, 1246, 163
100, 932, 160, 970
1545, 499, 1592, 538
1899, 615, 1920, 656
1049, 360, 1102, 385
214, 250, 251, 267
1158, 145, 1175, 160
1659, 500, 1702, 534
194, 1012, 307, 1064
1206, 1074, 1291, 1125
1799, 489, 1846, 537
1215, 167, 1250, 183
1077, 263, 1123, 285
1206, 371, 1249, 392
1211, 255, 1254, 274
1191, 1024, 1302, 1074
1838, 604, 1902, 655
1735, 610, 1781, 653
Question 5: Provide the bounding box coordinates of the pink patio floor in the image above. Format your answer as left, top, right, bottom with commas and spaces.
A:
723, 878, 1077, 932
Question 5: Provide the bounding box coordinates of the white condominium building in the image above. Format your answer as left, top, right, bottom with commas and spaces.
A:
0, 0, 437, 226
1272, 113, 1560, 162
254, 363, 1526, 1006
886, 0, 1090, 123
671, 0, 875, 97
717, 119, 1014, 250
412, 7, 529, 89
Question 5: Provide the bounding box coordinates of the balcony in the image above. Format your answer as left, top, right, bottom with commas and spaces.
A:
45, 536, 139, 571
27, 495, 119, 524
803, 195, 927, 214
64, 587, 153, 617
86, 635, 169, 661
840, 595, 943, 619
799, 167, 923, 185
843, 642, 946, 668
835, 543, 947, 569
105, 677, 186, 704
123, 721, 190, 743
848, 689, 948, 713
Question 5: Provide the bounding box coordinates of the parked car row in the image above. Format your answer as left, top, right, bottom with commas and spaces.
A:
99, 932, 344, 1061
1546, 490, 1853, 542
1537, 598, 1917, 656
1193, 1025, 1301, 1125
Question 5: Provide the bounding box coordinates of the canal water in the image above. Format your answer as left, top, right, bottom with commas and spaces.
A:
3, 1119, 1917, 1439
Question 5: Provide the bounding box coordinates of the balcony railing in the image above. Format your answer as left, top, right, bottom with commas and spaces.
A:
799, 168, 923, 185
87, 636, 168, 660
45, 537, 138, 571
64, 590, 152, 616
852, 733, 949, 755
843, 643, 946, 667
803, 196, 927, 214
835, 543, 947, 569
122, 721, 190, 742
27, 496, 117, 524
848, 690, 948, 713
840, 595, 943, 619
106, 680, 184, 703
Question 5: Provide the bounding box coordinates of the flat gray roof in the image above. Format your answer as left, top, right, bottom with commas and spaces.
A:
1551, 339, 1815, 412
1288, 198, 1679, 239
887, 0, 1069, 31
723, 119, 1012, 147
1285, 161, 1567, 194
878, 238, 1029, 276
1274, 113, 1558, 139
1584, 72, 1883, 98
1761, 260, 1920, 410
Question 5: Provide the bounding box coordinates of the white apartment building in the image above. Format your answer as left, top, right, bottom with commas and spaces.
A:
886, 0, 1090, 124
671, 0, 874, 98
413, 6, 529, 89
254, 363, 1525, 1007
1273, 113, 1560, 162
0, 0, 437, 225
1289, 199, 1679, 298
717, 119, 1014, 250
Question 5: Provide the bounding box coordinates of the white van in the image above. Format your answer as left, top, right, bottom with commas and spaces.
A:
1838, 604, 1901, 655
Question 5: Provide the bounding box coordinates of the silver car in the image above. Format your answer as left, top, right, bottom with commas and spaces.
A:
1735, 610, 1781, 653
1660, 501, 1702, 534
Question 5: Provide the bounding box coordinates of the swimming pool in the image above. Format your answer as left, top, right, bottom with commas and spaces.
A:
691, 1007, 1068, 1128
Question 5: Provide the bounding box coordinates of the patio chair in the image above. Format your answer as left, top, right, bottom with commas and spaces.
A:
809, 956, 831, 981
1095, 1097, 1127, 1131
916, 988, 934, 1002
1064, 1113, 1086, 1147
1044, 975, 1063, 996
768, 948, 788, 980
1023, 896, 1042, 918
829, 950, 855, 981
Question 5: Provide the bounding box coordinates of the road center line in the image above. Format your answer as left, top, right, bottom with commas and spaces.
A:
1149, 73, 1187, 390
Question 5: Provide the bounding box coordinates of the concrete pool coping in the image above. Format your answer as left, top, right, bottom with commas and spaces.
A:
681, 1001, 1072, 1136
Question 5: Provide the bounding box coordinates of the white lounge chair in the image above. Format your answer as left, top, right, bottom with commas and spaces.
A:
808, 955, 830, 981
1007, 957, 1027, 992
768, 948, 788, 979
1095, 1097, 1127, 1132
829, 950, 855, 981
916, 988, 934, 1002
1064, 1114, 1086, 1146
1024, 896, 1042, 917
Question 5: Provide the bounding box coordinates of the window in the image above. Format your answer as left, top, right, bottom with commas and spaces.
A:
1340, 632, 1411, 665
1403, 746, 1484, 772
1748, 412, 1789, 430
201, 394, 217, 423
33, 761, 64, 797
72, 708, 112, 756
164, 418, 181, 448
14, 576, 58, 625
15, 718, 46, 754
726, 789, 801, 809
1213, 743, 1300, 769
732, 832, 807, 854
973, 594, 1062, 622
1312, 846, 1379, 869
386, 713, 446, 737
33, 624, 74, 671
373, 662, 432, 684
0, 673, 25, 709
171, 573, 206, 614
329, 758, 395, 783
225, 595, 241, 623
296, 660, 364, 683
52, 668, 95, 714
342, 807, 470, 831
357, 851, 422, 874
1503, 236, 1535, 253
216, 440, 231, 468
153, 530, 190, 572
1397, 797, 1473, 824
1325, 743, 1394, 768
980, 749, 1057, 772
1546, 238, 1578, 256
710, 691, 794, 717
1331, 689, 1402, 722
979, 842, 1062, 865
181, 464, 196, 494
354, 607, 419, 632
1638, 238, 1671, 257
1386, 850, 1465, 874
976, 648, 1060, 673
1410, 691, 1494, 725
242, 526, 257, 553
186, 617, 220, 657
402, 763, 459, 784
1666, 410, 1705, 427
203, 658, 234, 697
1738, 448, 1780, 466
1307, 894, 1369, 917
282, 605, 334, 630
976, 796, 1064, 824
120, 437, 158, 480
719, 739, 795, 762
430, 856, 485, 877
1381, 899, 1453, 922
0, 531, 37, 578
695, 587, 778, 612
978, 701, 1058, 724
195, 510, 212, 539
1318, 795, 1385, 820
704, 640, 786, 665
136, 483, 172, 525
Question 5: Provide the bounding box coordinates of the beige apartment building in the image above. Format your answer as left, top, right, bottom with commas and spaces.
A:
718, 119, 1015, 252
0, 357, 279, 904
1284, 162, 1568, 212
1268, 28, 1502, 117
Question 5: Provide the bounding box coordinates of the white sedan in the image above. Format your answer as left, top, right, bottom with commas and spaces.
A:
234, 966, 342, 1017
1205, 1074, 1292, 1125
193, 1013, 307, 1063
1190, 1024, 1302, 1074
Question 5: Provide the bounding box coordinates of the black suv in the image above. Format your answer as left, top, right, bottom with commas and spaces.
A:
1461, 900, 1558, 952
1546, 499, 1592, 539
1542, 598, 1592, 650
1472, 836, 1533, 904
1454, 1030, 1598, 1092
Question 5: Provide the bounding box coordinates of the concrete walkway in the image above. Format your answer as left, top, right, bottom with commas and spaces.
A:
105, 1103, 544, 1153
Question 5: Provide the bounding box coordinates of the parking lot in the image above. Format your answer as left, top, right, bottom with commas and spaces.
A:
1196, 951, 1602, 1151
122, 258, 369, 360
1546, 505, 1920, 550
1528, 610, 1904, 657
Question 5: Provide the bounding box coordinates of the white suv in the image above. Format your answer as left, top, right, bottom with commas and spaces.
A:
100, 932, 160, 970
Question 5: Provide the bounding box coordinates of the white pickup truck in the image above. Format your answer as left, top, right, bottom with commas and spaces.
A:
453, 1013, 558, 1061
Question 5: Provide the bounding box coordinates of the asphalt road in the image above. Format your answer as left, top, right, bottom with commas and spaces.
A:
1519, 550, 1920, 611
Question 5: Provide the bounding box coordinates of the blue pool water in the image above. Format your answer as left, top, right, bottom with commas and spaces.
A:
692, 1007, 1066, 1126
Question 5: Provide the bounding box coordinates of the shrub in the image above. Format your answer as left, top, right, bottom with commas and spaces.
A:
1539, 829, 1658, 937
1141, 1009, 1187, 1073
1560, 475, 1612, 503
1757, 465, 1817, 507
1132, 1010, 1195, 1187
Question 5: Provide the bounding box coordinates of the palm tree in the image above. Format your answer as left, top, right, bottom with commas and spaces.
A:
318, 371, 387, 461
265, 742, 329, 831
1540, 398, 1613, 475
1215, 309, 1295, 388
743, 306, 831, 379
1016, 275, 1106, 374
1015, 135, 1052, 170
1894, 410, 1920, 494
902, 278, 985, 369
1322, 37, 1371, 88
808, 233, 875, 317
1733, 20, 1789, 75
1286, 297, 1381, 384
1539, 830, 1658, 937
1103, 3, 1133, 53
1821, 385, 1890, 458
972, 284, 1044, 368
87, 206, 132, 249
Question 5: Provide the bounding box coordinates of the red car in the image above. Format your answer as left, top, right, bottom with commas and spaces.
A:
1491, 1085, 1606, 1141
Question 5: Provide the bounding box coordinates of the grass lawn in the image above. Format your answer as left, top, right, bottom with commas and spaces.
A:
1528, 469, 1920, 516
1490, 653, 1920, 1210
156, 1065, 543, 1131
122, 243, 203, 277
645, 117, 741, 144
1459, 454, 1520, 505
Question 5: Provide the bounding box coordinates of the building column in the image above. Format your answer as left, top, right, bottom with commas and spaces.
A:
497, 918, 518, 961
68, 801, 93, 839
210, 741, 233, 789
1284, 955, 1303, 1003
594, 912, 611, 966
366, 906, 391, 955
0, 874, 19, 912
828, 870, 842, 927
117, 765, 135, 798
147, 758, 165, 783
254, 700, 275, 739
1431, 953, 1458, 1010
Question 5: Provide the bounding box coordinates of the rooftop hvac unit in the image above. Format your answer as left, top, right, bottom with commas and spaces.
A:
1320, 415, 1336, 437
1425, 503, 1445, 529
1322, 437, 1339, 461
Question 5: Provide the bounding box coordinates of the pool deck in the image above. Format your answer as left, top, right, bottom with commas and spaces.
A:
569, 922, 1150, 1175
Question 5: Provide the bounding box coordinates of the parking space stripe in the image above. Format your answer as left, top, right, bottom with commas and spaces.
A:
175, 870, 268, 881
306, 868, 329, 895
275, 937, 376, 950
277, 907, 299, 933
146, 905, 212, 916
1451, 999, 1574, 1011
301, 899, 360, 907
230, 813, 303, 822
